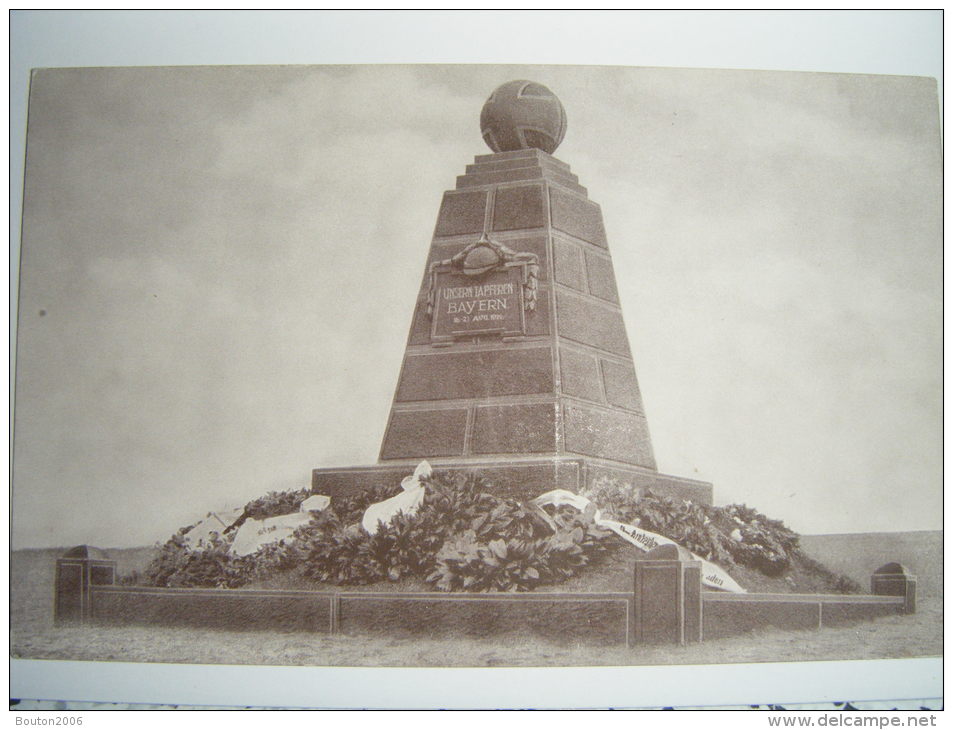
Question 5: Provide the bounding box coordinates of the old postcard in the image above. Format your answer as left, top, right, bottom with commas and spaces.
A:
10, 54, 942, 708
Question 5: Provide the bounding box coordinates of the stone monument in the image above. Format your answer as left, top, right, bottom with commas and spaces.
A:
313, 80, 712, 504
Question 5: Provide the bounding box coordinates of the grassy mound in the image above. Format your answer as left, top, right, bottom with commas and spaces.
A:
142, 471, 861, 594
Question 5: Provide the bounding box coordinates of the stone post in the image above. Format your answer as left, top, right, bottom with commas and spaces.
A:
54, 545, 117, 625
632, 543, 703, 645
871, 562, 917, 614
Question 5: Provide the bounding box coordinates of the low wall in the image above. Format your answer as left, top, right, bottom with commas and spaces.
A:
55, 546, 915, 646
88, 585, 630, 644
337, 592, 629, 644
91, 586, 334, 632
84, 583, 906, 645
702, 592, 905, 640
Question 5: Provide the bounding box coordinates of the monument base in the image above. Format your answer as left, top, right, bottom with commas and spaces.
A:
312, 457, 712, 505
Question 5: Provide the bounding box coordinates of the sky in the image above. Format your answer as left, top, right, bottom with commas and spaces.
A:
12, 62, 941, 549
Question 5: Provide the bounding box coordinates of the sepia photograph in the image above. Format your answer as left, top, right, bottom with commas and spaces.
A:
9, 11, 942, 711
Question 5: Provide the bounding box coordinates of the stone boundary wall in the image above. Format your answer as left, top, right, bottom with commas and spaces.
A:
702, 592, 906, 640
57, 547, 913, 646
90, 585, 335, 633
88, 585, 633, 645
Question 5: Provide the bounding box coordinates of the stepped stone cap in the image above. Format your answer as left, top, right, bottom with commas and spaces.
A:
61, 545, 111, 560
642, 543, 695, 562
480, 80, 567, 155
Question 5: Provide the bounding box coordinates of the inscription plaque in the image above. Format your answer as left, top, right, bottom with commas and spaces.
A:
426, 234, 538, 344
431, 266, 525, 341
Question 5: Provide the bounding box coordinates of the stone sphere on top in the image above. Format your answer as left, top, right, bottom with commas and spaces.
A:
479, 80, 567, 155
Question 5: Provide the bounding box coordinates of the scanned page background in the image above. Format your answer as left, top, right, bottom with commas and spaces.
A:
9, 10, 943, 710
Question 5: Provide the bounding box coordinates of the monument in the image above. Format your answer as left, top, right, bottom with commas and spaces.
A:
312, 80, 712, 505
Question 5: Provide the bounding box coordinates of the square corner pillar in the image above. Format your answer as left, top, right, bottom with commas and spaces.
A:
871, 562, 917, 614
54, 545, 117, 625
632, 544, 702, 645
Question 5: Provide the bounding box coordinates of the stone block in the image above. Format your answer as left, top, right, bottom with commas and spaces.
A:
524, 285, 552, 337
54, 562, 84, 623
474, 148, 554, 165
553, 237, 586, 291
585, 251, 619, 303
541, 167, 580, 186
338, 594, 628, 644
471, 402, 557, 454
492, 185, 547, 231
546, 178, 589, 197
459, 167, 549, 189
466, 158, 539, 174
467, 157, 573, 175
463, 460, 582, 498
649, 472, 713, 504
380, 409, 468, 459
313, 459, 584, 501
515, 236, 549, 280
434, 190, 488, 237
632, 547, 702, 645
683, 564, 702, 641
821, 601, 902, 626
90, 587, 333, 632
406, 298, 433, 345
550, 188, 607, 247
54, 546, 117, 625
601, 358, 643, 412
702, 598, 822, 639
581, 465, 711, 505
395, 347, 554, 402
563, 402, 656, 469
585, 463, 653, 494
311, 460, 709, 505
556, 289, 631, 357
871, 563, 917, 614
635, 562, 678, 642
559, 347, 603, 403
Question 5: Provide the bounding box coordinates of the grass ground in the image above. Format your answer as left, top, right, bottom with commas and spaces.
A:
10, 531, 942, 667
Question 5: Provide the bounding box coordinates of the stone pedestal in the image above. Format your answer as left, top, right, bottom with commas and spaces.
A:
632, 544, 702, 645
54, 545, 116, 625
313, 458, 711, 504
314, 146, 712, 506
871, 562, 917, 614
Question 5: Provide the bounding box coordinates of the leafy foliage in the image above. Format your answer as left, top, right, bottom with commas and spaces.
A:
143, 471, 860, 594
290, 473, 609, 592
145, 532, 254, 588
225, 488, 312, 533
144, 474, 609, 592
425, 497, 610, 592
582, 475, 856, 588
144, 486, 315, 588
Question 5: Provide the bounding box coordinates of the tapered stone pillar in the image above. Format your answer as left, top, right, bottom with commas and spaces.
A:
313, 81, 712, 505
